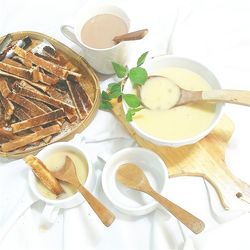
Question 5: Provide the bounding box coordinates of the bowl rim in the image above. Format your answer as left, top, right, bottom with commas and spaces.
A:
122, 55, 224, 147
102, 147, 169, 215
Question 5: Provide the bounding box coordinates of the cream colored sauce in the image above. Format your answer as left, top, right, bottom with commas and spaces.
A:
133, 67, 216, 141
81, 14, 128, 49
36, 151, 88, 200
140, 76, 181, 110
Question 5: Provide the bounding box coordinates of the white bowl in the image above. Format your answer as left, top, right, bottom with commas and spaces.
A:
123, 55, 224, 147
102, 147, 169, 216
28, 142, 94, 209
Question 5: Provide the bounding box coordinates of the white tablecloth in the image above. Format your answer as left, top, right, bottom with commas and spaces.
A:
1, 0, 250, 249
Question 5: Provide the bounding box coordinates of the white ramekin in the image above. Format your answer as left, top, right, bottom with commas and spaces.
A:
28, 141, 94, 224
102, 147, 169, 216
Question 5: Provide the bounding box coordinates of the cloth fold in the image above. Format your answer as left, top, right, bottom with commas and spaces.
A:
186, 213, 250, 250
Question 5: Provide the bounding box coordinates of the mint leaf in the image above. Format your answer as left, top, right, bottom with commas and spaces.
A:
109, 91, 122, 98
109, 82, 121, 93
108, 82, 119, 89
101, 91, 111, 101
112, 62, 127, 78
137, 51, 149, 67
129, 67, 148, 87
125, 109, 134, 122
125, 107, 144, 122
108, 82, 122, 98
100, 100, 113, 110
123, 94, 141, 108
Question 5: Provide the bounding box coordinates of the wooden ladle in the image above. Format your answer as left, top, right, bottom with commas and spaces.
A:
52, 156, 115, 227
140, 75, 250, 110
113, 29, 148, 44
116, 163, 205, 234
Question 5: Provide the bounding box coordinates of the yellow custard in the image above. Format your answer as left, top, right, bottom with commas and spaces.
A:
133, 67, 217, 141
36, 151, 88, 200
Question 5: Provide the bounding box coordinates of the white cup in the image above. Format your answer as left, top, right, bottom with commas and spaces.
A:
61, 3, 130, 75
28, 141, 94, 226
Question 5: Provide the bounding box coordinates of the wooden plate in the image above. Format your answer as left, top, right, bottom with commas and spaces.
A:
0, 31, 100, 158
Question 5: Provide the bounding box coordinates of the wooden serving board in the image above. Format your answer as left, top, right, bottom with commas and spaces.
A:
112, 101, 250, 210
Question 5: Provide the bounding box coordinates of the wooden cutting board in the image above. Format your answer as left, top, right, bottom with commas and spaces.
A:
112, 101, 250, 210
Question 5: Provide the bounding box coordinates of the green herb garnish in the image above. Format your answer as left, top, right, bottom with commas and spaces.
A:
129, 67, 148, 87
99, 52, 149, 121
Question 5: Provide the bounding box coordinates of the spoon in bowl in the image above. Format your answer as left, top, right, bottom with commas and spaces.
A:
139, 75, 250, 110
113, 29, 148, 44
52, 156, 115, 227
116, 163, 205, 234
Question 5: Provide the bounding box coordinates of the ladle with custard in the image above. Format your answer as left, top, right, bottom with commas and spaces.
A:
127, 67, 218, 142
140, 74, 250, 111
130, 66, 250, 142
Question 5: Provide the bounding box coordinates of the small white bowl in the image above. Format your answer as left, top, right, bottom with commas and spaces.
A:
102, 147, 169, 216
123, 55, 224, 147
28, 142, 94, 209
27, 141, 95, 226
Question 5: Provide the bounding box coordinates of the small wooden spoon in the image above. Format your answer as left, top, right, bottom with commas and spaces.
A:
52, 156, 115, 227
113, 29, 148, 44
116, 163, 205, 234
140, 75, 250, 110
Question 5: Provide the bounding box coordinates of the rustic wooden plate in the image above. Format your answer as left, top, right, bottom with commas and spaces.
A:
0, 31, 100, 158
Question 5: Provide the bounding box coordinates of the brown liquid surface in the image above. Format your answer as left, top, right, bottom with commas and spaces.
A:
81, 14, 128, 49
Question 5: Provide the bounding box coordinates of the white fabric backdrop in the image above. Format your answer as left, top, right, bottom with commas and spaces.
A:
1, 0, 250, 249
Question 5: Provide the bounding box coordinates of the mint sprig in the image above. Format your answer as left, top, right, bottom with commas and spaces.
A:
99, 51, 149, 121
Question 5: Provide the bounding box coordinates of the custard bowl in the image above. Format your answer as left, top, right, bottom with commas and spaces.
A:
123, 55, 224, 147
28, 141, 94, 224
102, 147, 169, 216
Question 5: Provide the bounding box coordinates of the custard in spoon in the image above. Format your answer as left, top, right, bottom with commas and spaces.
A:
140, 75, 250, 111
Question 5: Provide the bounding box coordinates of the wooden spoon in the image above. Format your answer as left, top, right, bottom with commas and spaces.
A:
140, 75, 250, 110
113, 29, 148, 44
116, 163, 205, 234
52, 156, 115, 227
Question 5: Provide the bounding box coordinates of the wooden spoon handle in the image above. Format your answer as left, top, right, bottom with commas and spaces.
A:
148, 189, 205, 234
113, 29, 148, 43
202, 90, 250, 106
77, 184, 115, 227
